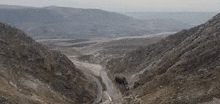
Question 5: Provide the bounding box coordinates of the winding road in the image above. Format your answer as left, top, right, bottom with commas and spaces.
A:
100, 70, 122, 103
37, 32, 175, 103
68, 57, 122, 104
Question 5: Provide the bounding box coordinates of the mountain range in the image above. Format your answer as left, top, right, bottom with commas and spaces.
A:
123, 12, 218, 26
0, 5, 191, 39
1, 4, 220, 104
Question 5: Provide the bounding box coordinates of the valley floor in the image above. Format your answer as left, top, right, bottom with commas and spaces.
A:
37, 32, 173, 104
68, 56, 122, 104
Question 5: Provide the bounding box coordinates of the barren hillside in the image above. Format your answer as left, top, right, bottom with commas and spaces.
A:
107, 13, 220, 104
0, 23, 96, 104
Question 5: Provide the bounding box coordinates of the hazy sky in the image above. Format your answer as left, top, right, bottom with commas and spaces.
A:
1, 0, 220, 12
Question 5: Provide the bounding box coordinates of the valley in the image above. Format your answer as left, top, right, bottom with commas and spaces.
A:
0, 4, 220, 104
37, 32, 173, 104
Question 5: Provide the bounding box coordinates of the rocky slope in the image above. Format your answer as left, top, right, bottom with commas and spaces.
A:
107, 13, 220, 103
0, 23, 96, 104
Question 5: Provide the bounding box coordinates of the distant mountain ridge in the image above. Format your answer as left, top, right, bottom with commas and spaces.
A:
0, 5, 191, 39
0, 5, 36, 9
124, 12, 218, 26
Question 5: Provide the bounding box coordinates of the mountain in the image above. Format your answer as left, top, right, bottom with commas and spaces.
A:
0, 5, 191, 39
123, 12, 218, 26
106, 13, 220, 103
0, 5, 35, 9
0, 23, 96, 104
144, 19, 191, 32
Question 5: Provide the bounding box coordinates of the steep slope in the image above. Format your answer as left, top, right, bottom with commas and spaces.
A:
0, 23, 96, 104
107, 13, 220, 103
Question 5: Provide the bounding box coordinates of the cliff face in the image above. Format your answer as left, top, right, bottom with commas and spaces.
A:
107, 13, 220, 103
0, 23, 96, 104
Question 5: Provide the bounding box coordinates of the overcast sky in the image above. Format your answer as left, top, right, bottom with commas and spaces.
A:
1, 0, 220, 12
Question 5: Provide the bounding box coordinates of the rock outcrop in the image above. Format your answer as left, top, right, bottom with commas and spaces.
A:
0, 23, 96, 104
107, 13, 220, 104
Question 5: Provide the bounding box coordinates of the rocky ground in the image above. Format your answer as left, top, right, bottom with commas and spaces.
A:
38, 33, 169, 65
0, 23, 96, 104
107, 13, 220, 104
37, 32, 170, 104
2, 9, 220, 104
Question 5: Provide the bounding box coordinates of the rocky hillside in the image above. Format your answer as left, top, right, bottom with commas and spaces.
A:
0, 23, 96, 104
107, 13, 220, 104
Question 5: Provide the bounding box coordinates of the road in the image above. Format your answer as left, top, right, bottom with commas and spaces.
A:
88, 74, 103, 104
36, 32, 175, 43
100, 70, 122, 103
37, 32, 175, 103
114, 32, 176, 40
68, 57, 122, 104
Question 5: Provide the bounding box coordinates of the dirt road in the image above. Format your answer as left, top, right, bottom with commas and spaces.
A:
68, 57, 122, 104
